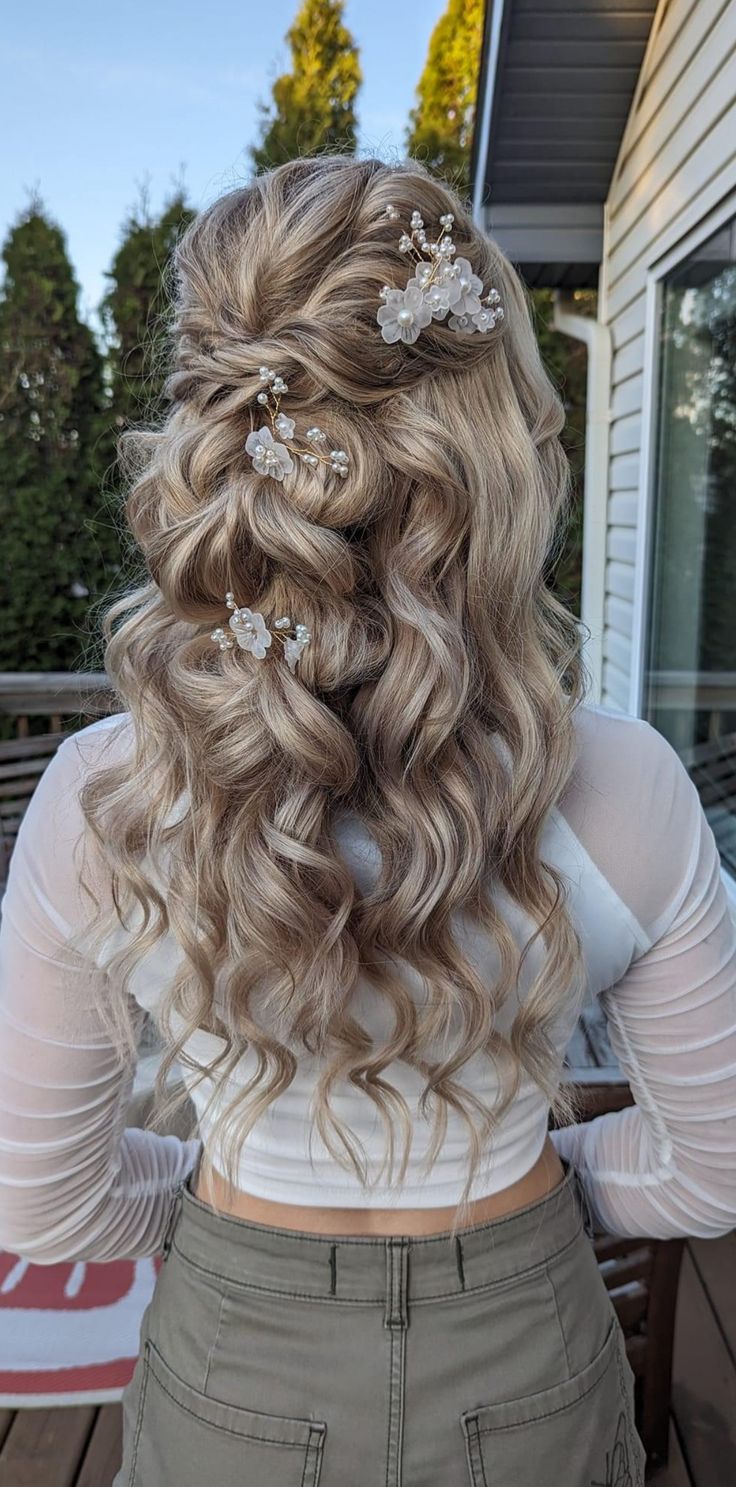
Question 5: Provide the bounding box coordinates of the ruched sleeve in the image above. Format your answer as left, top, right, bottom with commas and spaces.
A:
0, 724, 201, 1264
551, 710, 736, 1240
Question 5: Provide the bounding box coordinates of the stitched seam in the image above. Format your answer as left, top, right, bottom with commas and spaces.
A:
474, 1336, 616, 1435
468, 1418, 488, 1487
169, 1225, 585, 1303
146, 1353, 324, 1448
202, 1286, 229, 1394
129, 1346, 151, 1483
544, 1262, 571, 1376
301, 1427, 321, 1487
385, 1324, 395, 1487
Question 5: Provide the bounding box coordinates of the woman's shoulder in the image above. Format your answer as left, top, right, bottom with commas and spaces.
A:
60, 711, 135, 770
569, 698, 693, 803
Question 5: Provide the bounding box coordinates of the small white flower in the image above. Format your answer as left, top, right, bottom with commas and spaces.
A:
228, 608, 273, 660
274, 411, 295, 439
245, 426, 294, 481
420, 280, 458, 318
448, 311, 476, 333
283, 635, 309, 673
472, 306, 501, 333
376, 284, 433, 344
451, 257, 484, 316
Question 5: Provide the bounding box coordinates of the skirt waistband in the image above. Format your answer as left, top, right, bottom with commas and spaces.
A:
162, 1156, 589, 1308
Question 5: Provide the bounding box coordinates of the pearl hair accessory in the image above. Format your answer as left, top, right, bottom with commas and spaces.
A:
377, 204, 504, 344
246, 367, 349, 482
211, 592, 311, 674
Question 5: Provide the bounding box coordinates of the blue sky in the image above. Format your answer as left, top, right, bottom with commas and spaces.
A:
1, 0, 447, 333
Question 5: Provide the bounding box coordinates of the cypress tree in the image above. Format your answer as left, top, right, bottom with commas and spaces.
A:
405, 0, 484, 199
249, 0, 361, 174
0, 201, 118, 671
100, 187, 195, 432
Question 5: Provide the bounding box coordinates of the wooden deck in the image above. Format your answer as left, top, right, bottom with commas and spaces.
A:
0, 1005, 733, 1485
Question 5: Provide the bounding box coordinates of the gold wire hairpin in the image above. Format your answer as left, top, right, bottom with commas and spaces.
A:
377, 204, 504, 343
211, 592, 311, 674
245, 367, 349, 483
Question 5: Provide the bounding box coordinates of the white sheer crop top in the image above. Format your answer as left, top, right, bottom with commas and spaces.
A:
1, 700, 735, 1264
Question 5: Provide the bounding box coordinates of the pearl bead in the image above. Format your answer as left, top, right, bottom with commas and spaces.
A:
257, 391, 268, 404
397, 308, 413, 326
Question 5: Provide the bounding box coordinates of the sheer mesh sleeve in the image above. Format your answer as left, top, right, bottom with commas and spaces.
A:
551, 707, 736, 1240
0, 724, 201, 1264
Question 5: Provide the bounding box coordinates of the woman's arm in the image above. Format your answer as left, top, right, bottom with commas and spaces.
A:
552, 721, 736, 1240
0, 726, 201, 1264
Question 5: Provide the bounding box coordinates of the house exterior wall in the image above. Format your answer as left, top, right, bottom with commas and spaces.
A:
599, 0, 736, 713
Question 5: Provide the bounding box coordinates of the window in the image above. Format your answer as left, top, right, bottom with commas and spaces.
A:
644, 215, 736, 877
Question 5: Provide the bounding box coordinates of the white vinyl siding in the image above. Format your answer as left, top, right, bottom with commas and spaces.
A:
599, 0, 736, 712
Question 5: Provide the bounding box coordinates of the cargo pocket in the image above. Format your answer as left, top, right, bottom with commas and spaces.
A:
460, 1313, 646, 1487
122, 1337, 326, 1487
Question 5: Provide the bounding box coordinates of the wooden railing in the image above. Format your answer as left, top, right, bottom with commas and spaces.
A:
0, 671, 116, 737
0, 673, 118, 879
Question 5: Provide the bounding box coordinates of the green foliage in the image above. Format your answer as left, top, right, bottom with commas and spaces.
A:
532, 289, 596, 617
0, 203, 124, 671
405, 0, 484, 199
249, 0, 362, 174
100, 187, 195, 430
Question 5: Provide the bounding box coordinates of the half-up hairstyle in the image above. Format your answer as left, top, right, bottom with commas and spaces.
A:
77, 154, 588, 1239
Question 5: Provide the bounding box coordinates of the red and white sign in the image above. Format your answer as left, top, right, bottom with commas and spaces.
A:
0, 1248, 160, 1408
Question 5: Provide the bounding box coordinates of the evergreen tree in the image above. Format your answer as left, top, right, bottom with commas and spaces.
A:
405, 0, 592, 616
100, 185, 195, 431
405, 0, 484, 199
249, 0, 361, 174
0, 201, 120, 671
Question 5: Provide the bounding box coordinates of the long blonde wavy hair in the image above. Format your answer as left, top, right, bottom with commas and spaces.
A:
78, 154, 588, 1238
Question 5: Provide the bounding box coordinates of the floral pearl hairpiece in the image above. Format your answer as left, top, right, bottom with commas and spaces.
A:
211, 592, 311, 674
246, 366, 349, 483
377, 205, 504, 344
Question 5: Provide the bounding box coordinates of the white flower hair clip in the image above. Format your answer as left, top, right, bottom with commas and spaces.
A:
377, 205, 504, 344
211, 592, 311, 674
246, 367, 349, 482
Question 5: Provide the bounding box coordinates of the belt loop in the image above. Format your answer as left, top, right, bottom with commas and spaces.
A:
160, 1182, 185, 1260
384, 1237, 410, 1329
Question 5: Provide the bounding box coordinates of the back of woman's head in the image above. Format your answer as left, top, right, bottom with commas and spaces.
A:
82, 154, 587, 1233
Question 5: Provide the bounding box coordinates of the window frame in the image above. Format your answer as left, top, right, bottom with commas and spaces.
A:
630, 189, 736, 902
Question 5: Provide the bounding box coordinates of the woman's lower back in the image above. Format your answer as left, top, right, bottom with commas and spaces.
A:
194, 1133, 566, 1236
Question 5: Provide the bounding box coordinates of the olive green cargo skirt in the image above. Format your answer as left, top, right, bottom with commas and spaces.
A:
112, 1154, 646, 1486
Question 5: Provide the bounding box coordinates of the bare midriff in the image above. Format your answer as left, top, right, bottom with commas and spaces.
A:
192, 1133, 566, 1236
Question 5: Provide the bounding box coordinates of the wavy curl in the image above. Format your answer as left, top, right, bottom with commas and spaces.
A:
78, 155, 588, 1238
